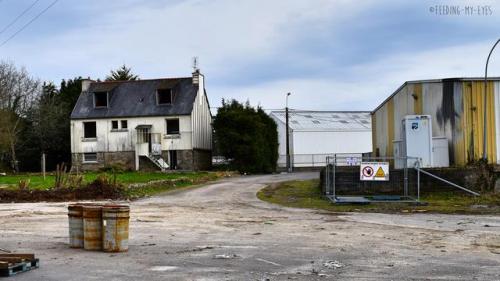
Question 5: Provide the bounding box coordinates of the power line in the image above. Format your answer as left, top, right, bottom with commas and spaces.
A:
0, 0, 41, 35
0, 0, 59, 48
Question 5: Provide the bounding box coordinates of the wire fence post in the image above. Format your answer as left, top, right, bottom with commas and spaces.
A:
417, 159, 420, 202
333, 154, 336, 199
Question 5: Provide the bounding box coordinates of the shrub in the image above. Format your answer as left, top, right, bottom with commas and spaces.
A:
213, 100, 278, 174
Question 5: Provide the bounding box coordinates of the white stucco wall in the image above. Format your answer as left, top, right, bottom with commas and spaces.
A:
70, 115, 193, 153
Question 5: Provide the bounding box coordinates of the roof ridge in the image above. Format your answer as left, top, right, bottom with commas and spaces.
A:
91, 77, 192, 84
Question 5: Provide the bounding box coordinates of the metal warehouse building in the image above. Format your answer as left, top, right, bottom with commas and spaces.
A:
270, 110, 372, 168
372, 78, 500, 166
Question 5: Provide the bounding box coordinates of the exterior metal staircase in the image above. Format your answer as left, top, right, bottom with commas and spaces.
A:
146, 154, 169, 171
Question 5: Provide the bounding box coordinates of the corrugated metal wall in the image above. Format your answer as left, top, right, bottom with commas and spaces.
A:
462, 81, 496, 163
372, 80, 499, 166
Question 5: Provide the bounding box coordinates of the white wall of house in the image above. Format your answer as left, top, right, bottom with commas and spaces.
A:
70, 115, 193, 154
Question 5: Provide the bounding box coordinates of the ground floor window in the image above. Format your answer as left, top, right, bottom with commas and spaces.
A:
83, 122, 97, 139
83, 153, 97, 163
166, 118, 180, 135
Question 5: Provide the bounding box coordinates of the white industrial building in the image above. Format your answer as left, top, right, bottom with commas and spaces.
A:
269, 110, 372, 168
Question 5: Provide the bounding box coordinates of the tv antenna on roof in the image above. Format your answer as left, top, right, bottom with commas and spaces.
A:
192, 56, 199, 72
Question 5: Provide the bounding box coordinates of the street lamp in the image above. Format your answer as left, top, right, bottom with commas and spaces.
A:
483, 39, 500, 160
286, 92, 291, 173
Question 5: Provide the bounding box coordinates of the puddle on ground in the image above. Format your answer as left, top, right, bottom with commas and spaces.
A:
149, 266, 178, 271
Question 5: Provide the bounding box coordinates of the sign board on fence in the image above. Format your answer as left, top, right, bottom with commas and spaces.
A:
360, 162, 389, 181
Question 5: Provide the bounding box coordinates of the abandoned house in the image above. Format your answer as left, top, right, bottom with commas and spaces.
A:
70, 71, 212, 171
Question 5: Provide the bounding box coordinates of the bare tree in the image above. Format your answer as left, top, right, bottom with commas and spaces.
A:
0, 61, 41, 172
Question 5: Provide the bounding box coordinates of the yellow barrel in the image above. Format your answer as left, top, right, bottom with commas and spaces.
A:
68, 204, 84, 248
102, 205, 130, 252
83, 205, 103, 251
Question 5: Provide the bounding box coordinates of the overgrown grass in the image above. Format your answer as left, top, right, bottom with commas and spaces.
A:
0, 171, 217, 190
257, 179, 500, 214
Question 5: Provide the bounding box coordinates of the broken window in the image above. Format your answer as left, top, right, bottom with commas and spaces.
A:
94, 92, 108, 107
166, 119, 180, 135
83, 122, 97, 139
111, 120, 119, 130
157, 89, 172, 105
121, 120, 128, 129
83, 153, 97, 163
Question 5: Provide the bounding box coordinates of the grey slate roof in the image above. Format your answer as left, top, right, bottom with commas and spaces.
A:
70, 78, 198, 119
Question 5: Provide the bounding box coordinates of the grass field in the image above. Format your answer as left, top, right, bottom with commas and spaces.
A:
257, 179, 500, 214
0, 171, 217, 190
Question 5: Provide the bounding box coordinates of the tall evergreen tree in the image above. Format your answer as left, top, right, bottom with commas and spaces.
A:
213, 99, 278, 173
105, 64, 139, 81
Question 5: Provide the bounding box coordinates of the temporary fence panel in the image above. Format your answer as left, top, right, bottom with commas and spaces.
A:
324, 154, 421, 203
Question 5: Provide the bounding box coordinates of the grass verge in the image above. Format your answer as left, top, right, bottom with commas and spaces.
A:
0, 171, 216, 190
0, 171, 232, 202
257, 179, 500, 214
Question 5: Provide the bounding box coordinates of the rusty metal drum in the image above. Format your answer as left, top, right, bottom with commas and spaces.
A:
68, 204, 84, 248
102, 205, 130, 252
82, 205, 103, 250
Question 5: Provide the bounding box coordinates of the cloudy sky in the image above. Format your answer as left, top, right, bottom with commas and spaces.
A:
1, 0, 500, 111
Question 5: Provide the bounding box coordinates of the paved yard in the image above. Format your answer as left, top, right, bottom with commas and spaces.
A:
0, 172, 499, 280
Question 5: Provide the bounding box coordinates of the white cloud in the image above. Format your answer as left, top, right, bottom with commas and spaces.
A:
2, 0, 500, 113
215, 40, 500, 111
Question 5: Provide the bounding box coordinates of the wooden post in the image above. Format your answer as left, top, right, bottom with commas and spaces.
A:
41, 153, 46, 180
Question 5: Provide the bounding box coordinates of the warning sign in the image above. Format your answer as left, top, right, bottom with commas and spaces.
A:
360, 162, 389, 181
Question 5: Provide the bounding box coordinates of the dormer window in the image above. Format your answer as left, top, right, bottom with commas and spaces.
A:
94, 91, 108, 108
157, 89, 172, 105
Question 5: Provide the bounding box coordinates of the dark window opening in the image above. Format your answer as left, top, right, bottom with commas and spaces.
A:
94, 92, 108, 107
83, 153, 97, 162
166, 119, 180, 135
312, 120, 320, 124
83, 122, 97, 138
121, 120, 128, 129
111, 120, 118, 130
157, 89, 172, 104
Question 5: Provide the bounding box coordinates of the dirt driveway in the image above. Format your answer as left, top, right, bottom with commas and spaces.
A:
1, 172, 499, 280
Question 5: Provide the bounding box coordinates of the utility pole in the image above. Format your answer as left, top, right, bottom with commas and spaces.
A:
286, 92, 291, 173
483, 39, 500, 160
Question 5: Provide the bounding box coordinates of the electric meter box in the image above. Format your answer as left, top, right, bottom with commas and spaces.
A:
401, 115, 433, 168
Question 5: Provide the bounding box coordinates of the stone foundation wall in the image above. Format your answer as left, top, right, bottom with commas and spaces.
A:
73, 149, 212, 172
177, 150, 194, 170
193, 149, 211, 170
72, 151, 135, 172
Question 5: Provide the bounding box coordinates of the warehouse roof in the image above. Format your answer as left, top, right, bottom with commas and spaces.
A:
71, 77, 198, 119
372, 77, 500, 113
270, 110, 371, 131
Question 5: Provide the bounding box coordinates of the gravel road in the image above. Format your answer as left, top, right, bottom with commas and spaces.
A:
0, 172, 499, 280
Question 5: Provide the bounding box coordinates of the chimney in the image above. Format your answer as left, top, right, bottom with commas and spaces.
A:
81, 78, 94, 92
192, 69, 200, 85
